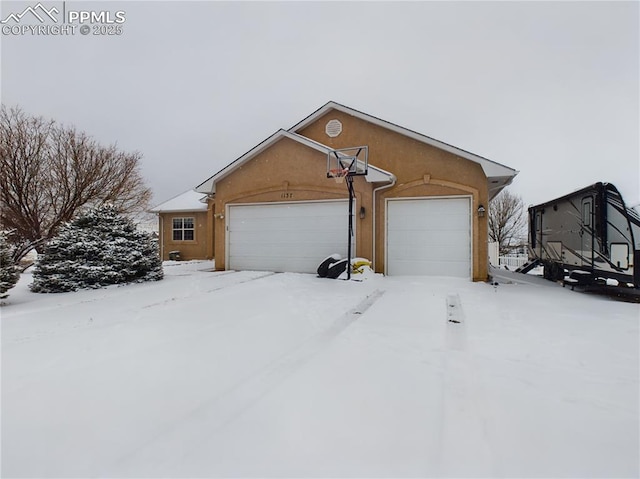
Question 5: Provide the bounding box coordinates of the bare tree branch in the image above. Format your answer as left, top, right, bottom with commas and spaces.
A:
1, 105, 152, 263
488, 189, 527, 255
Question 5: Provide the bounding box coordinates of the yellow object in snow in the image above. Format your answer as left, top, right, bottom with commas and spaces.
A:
352, 258, 372, 274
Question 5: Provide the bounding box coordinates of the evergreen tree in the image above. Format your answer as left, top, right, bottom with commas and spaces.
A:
31, 205, 163, 293
0, 232, 19, 299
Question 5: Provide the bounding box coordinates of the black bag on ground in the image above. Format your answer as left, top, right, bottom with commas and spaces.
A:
326, 258, 348, 279
317, 255, 341, 278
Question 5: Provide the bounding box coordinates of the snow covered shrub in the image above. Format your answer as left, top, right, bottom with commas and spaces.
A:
31, 205, 163, 293
0, 232, 20, 299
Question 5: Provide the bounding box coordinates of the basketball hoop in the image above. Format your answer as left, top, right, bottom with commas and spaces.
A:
326, 146, 369, 281
328, 168, 349, 184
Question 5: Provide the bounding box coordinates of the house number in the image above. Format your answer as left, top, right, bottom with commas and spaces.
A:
280, 192, 294, 199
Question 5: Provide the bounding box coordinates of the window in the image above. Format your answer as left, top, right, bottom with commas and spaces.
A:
611, 243, 629, 269
172, 217, 194, 241
582, 197, 593, 227
583, 204, 590, 226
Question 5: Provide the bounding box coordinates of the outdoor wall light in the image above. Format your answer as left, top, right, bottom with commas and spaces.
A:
214, 213, 224, 220
359, 206, 366, 219
477, 205, 486, 217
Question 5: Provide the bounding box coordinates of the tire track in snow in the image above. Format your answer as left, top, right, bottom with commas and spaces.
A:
140, 271, 276, 310
105, 289, 385, 477
4, 271, 274, 345
2, 269, 245, 320
435, 293, 499, 477
2, 271, 283, 401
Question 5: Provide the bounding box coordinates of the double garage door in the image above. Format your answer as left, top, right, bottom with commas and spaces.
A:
227, 197, 471, 277
227, 201, 351, 273
386, 197, 471, 277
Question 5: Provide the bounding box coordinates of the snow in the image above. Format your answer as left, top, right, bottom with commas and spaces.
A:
149, 190, 208, 213
2, 261, 638, 477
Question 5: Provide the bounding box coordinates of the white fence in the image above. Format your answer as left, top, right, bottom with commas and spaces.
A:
498, 254, 528, 269
488, 242, 528, 269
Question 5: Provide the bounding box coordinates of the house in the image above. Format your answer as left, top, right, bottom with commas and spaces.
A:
150, 189, 212, 261
155, 101, 518, 280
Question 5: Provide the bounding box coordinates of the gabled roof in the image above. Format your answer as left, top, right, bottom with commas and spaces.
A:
289, 101, 518, 198
150, 189, 208, 213
195, 129, 395, 194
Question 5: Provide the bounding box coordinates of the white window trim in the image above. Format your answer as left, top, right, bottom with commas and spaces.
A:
172, 216, 196, 242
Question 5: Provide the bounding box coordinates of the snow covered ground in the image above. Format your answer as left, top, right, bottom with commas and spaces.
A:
2, 261, 638, 478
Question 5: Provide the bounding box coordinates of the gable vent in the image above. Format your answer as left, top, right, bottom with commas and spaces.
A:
325, 119, 343, 138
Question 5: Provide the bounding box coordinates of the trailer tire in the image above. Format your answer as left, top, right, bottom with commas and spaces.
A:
543, 262, 564, 282
543, 262, 552, 281
551, 263, 563, 281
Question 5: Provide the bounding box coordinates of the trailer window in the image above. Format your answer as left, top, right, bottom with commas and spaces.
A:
582, 199, 592, 227
610, 243, 629, 269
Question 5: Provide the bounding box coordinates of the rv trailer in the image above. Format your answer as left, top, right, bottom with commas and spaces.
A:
526, 182, 640, 288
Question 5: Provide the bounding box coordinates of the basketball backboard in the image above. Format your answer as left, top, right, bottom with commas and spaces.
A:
326, 146, 368, 179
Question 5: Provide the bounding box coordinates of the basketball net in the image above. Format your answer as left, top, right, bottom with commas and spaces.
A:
329, 168, 349, 184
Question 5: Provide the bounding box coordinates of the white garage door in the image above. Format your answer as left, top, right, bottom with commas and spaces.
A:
386, 197, 471, 277
227, 201, 352, 273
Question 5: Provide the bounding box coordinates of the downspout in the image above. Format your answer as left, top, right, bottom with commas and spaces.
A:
372, 175, 396, 273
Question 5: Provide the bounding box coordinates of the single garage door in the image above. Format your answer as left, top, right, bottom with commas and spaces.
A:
386, 197, 471, 277
227, 201, 352, 273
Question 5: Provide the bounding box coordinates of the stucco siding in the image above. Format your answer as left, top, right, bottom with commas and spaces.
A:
298, 111, 489, 280
158, 211, 210, 261
214, 138, 374, 270
178, 104, 509, 281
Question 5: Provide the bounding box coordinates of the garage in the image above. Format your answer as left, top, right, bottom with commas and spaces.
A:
386, 197, 471, 277
227, 201, 352, 273
191, 102, 518, 280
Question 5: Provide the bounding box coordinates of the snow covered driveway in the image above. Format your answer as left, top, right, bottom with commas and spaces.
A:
2, 261, 638, 478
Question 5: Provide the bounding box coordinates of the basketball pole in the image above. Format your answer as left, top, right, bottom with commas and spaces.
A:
346, 174, 354, 281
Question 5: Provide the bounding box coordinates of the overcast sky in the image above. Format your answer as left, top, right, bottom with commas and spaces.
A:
2, 1, 638, 208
